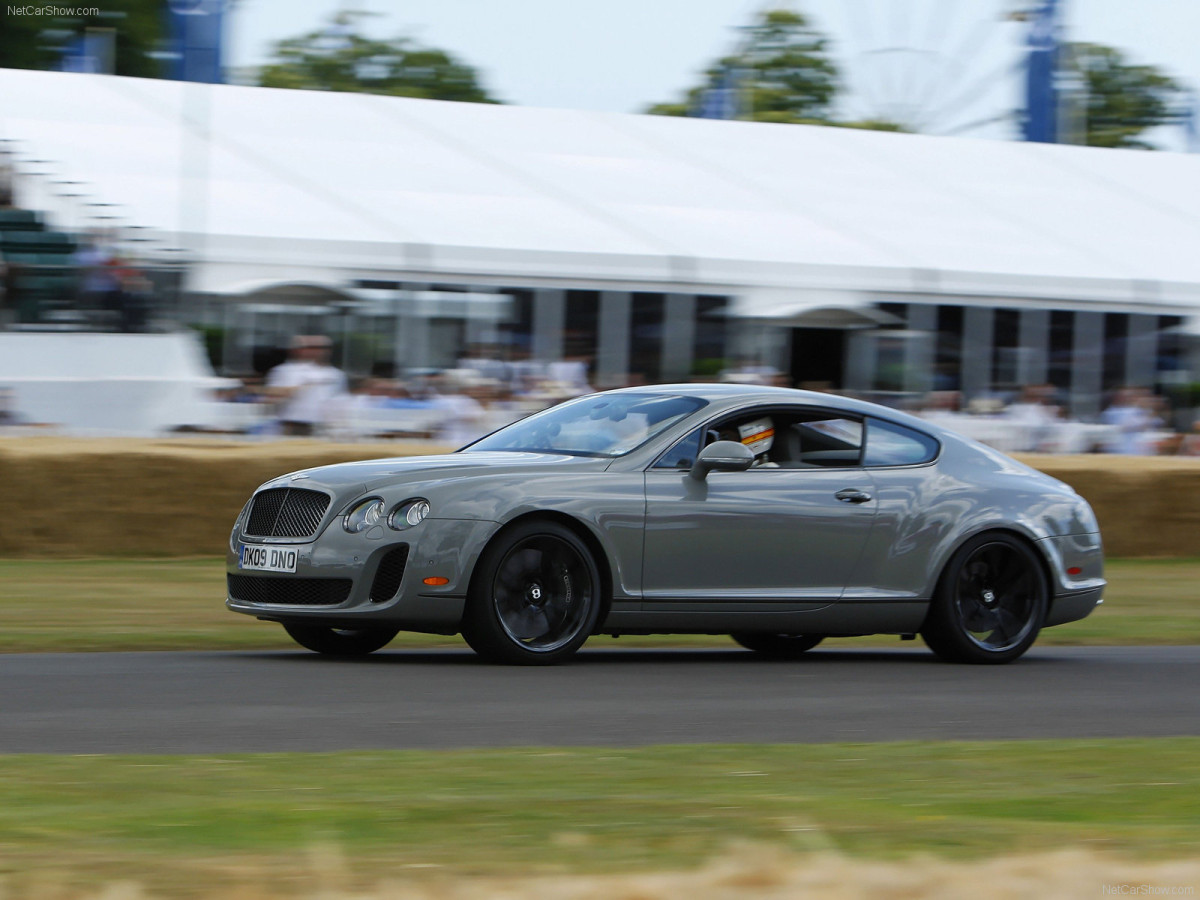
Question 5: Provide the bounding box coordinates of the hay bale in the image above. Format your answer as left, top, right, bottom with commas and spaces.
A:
0, 437, 448, 558
1, 439, 1198, 558
1018, 454, 1200, 558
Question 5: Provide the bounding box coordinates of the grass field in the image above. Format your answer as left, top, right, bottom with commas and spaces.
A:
0, 556, 1197, 653
3, 558, 1198, 898
0, 739, 1198, 897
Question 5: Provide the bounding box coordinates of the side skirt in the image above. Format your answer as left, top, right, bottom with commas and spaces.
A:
601, 600, 929, 636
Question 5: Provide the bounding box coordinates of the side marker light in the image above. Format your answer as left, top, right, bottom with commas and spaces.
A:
423, 576, 450, 586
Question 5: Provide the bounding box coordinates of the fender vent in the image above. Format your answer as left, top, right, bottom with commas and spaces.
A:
369, 545, 410, 602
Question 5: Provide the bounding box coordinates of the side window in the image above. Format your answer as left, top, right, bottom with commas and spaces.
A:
864, 418, 939, 467
653, 427, 703, 470
779, 416, 863, 467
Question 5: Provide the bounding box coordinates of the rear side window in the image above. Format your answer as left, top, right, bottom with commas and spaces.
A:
781, 416, 863, 467
864, 418, 939, 467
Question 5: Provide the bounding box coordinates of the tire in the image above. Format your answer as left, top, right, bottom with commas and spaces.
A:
461, 520, 602, 665
731, 633, 824, 658
282, 623, 400, 657
920, 532, 1048, 664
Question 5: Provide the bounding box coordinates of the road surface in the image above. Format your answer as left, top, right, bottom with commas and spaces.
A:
3, 646, 1197, 753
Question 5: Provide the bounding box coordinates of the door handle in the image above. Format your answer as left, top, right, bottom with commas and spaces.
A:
835, 488, 873, 504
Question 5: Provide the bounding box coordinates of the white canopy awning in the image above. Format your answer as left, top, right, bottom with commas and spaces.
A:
731, 288, 905, 328
2, 68, 1199, 314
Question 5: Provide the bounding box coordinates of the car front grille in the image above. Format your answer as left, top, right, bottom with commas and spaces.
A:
244, 487, 331, 538
369, 544, 410, 602
228, 574, 353, 606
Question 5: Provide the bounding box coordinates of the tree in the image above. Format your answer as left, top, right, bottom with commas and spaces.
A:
0, 0, 164, 78
259, 13, 500, 104
1064, 42, 1185, 149
647, 8, 838, 124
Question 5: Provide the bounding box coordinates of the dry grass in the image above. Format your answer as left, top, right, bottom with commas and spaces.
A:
0, 437, 446, 558
3, 437, 1200, 558
1, 847, 1197, 899
1021, 453, 1200, 558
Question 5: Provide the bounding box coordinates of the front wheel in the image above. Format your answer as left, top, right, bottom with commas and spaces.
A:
731, 633, 824, 658
920, 533, 1048, 664
462, 520, 602, 665
282, 623, 400, 657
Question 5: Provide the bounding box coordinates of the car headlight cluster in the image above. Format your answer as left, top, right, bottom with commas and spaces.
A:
343, 497, 431, 534
389, 498, 431, 530
343, 498, 385, 534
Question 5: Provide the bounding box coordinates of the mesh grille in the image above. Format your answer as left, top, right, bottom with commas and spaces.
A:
369, 544, 410, 602
245, 488, 330, 538
228, 574, 352, 607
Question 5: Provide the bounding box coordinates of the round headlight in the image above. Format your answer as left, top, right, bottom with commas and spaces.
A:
405, 499, 431, 526
343, 498, 385, 534
388, 498, 431, 530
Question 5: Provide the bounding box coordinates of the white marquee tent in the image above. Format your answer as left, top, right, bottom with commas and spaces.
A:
2, 67, 1199, 319
0, 331, 234, 435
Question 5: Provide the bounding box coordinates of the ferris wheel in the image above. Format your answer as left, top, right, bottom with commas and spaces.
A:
807, 0, 1037, 138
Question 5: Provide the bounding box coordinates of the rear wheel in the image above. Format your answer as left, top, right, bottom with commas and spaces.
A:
731, 633, 824, 658
462, 520, 601, 665
921, 533, 1048, 664
282, 623, 400, 657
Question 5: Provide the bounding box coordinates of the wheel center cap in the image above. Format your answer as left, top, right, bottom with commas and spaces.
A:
527, 583, 543, 603
982, 589, 996, 605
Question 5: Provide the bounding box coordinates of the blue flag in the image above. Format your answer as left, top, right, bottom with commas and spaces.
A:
1185, 91, 1199, 153
168, 0, 226, 84
695, 68, 742, 120
1023, 0, 1062, 143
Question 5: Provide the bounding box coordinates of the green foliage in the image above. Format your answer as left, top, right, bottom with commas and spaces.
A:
647, 8, 838, 124
197, 325, 225, 372
835, 118, 908, 133
691, 357, 727, 378
0, 0, 163, 78
1066, 42, 1185, 149
259, 12, 499, 103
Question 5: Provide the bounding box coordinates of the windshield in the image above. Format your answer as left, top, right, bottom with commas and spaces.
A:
466, 393, 707, 458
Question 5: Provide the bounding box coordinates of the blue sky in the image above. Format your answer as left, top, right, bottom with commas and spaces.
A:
226, 0, 1200, 149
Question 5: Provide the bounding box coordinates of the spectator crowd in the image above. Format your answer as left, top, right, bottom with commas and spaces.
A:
195, 338, 1200, 456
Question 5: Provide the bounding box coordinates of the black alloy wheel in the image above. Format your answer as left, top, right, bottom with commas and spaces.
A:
282, 623, 400, 656
462, 520, 601, 665
921, 532, 1048, 664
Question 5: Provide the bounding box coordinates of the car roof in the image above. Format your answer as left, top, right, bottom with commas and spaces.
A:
604, 383, 935, 431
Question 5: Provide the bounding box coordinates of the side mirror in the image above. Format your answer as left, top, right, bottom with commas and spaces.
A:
690, 440, 754, 481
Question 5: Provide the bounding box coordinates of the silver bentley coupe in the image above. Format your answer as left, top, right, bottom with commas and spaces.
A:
227, 384, 1104, 665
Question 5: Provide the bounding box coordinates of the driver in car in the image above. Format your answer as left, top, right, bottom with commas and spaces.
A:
711, 416, 778, 467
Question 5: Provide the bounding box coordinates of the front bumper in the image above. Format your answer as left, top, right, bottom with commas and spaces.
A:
226, 517, 496, 632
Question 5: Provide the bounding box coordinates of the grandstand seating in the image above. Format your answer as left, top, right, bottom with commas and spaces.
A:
0, 207, 78, 326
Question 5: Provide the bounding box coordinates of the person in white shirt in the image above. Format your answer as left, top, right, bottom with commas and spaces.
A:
265, 335, 348, 437
1102, 387, 1158, 455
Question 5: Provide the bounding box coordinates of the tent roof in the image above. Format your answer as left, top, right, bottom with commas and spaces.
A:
2, 68, 1199, 312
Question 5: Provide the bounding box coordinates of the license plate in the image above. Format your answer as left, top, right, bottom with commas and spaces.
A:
239, 544, 299, 573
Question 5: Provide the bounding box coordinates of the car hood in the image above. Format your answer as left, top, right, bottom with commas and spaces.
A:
263, 451, 607, 498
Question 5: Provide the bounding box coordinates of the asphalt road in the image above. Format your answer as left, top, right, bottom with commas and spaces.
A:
3, 646, 1198, 754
